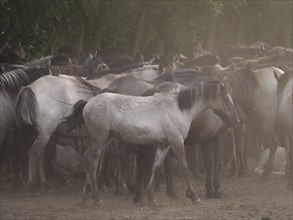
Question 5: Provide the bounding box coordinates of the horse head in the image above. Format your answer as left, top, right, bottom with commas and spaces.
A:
158, 54, 184, 74
212, 77, 240, 128
88, 53, 109, 74
225, 67, 258, 119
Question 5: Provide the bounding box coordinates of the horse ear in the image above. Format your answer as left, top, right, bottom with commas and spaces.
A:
158, 63, 165, 74
222, 75, 229, 84
93, 50, 98, 57
172, 54, 180, 64
273, 70, 281, 82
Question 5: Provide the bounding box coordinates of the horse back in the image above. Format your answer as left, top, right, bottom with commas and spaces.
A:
82, 93, 183, 145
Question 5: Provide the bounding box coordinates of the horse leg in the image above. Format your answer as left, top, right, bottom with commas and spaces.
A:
27, 134, 50, 195
226, 129, 237, 177
38, 153, 51, 193
172, 141, 200, 203
11, 128, 32, 190
262, 124, 278, 177
82, 137, 106, 205
213, 132, 226, 198
201, 143, 213, 198
146, 145, 170, 205
287, 137, 293, 190
133, 145, 144, 203
164, 148, 177, 199
115, 143, 122, 196
234, 125, 246, 177
8, 130, 23, 190
194, 145, 201, 179
77, 178, 91, 206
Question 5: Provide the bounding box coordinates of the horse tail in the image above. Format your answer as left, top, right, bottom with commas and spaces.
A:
63, 100, 87, 136
100, 87, 115, 94
15, 87, 39, 135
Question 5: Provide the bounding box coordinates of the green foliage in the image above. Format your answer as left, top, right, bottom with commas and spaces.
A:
0, 0, 291, 59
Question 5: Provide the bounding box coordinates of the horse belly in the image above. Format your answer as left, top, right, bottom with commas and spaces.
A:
115, 117, 166, 145
279, 97, 292, 135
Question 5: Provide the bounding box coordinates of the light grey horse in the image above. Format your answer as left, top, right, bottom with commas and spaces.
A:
65, 78, 239, 205
15, 64, 165, 194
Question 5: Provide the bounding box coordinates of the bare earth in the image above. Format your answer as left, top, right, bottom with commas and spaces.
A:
1, 172, 292, 220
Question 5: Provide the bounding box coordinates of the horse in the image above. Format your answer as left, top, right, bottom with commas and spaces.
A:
0, 67, 57, 188
251, 67, 284, 177
163, 67, 258, 177
64, 78, 239, 205
0, 41, 25, 64
0, 67, 54, 150
134, 67, 258, 201
14, 62, 168, 194
7, 55, 108, 189
274, 70, 292, 189
23, 55, 72, 67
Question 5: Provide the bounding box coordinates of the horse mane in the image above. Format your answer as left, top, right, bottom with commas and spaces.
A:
177, 80, 220, 111
50, 54, 73, 65
25, 56, 53, 67
86, 62, 146, 80
0, 67, 50, 94
25, 55, 73, 67
223, 67, 258, 90
48, 65, 90, 77
143, 82, 184, 97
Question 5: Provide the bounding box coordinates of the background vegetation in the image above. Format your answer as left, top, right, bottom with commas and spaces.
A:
0, 0, 292, 59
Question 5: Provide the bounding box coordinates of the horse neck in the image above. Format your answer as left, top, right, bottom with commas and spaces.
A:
188, 100, 210, 122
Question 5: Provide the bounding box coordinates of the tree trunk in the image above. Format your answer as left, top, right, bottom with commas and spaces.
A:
205, 14, 218, 53
50, 22, 63, 55
131, 7, 147, 56
158, 38, 165, 54
93, 24, 104, 50
72, 23, 85, 60
235, 17, 244, 45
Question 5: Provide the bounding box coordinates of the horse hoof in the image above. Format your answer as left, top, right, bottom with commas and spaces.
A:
98, 185, 107, 192
40, 184, 52, 195
76, 200, 87, 207
28, 191, 40, 198
148, 200, 157, 207
154, 185, 161, 192
193, 172, 201, 180
205, 191, 213, 199
238, 171, 245, 177
167, 192, 178, 200
133, 195, 142, 203
28, 184, 38, 196
227, 172, 236, 178
192, 198, 201, 204
114, 191, 123, 196
94, 200, 103, 206
213, 191, 223, 198
259, 175, 268, 180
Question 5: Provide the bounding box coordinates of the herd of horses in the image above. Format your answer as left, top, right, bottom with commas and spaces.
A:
0, 41, 292, 206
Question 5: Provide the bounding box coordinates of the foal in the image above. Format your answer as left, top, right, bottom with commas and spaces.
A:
66, 78, 239, 205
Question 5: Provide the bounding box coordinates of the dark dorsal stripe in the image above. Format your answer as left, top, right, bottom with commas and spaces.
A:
0, 67, 50, 95
48, 65, 90, 77
178, 81, 220, 111
86, 63, 146, 80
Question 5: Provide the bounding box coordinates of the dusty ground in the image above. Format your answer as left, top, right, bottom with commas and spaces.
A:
0, 171, 292, 220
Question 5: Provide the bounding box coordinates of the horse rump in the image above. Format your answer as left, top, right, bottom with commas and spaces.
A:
15, 87, 39, 136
